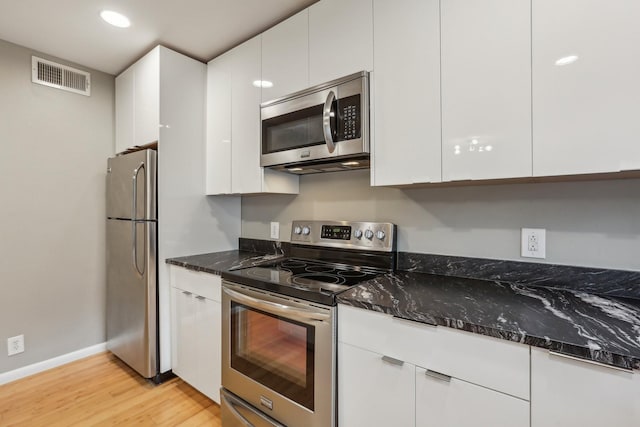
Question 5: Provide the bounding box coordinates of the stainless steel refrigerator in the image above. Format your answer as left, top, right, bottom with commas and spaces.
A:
106, 149, 158, 380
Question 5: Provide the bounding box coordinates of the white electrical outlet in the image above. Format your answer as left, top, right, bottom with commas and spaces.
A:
270, 222, 280, 240
7, 334, 24, 356
521, 228, 546, 259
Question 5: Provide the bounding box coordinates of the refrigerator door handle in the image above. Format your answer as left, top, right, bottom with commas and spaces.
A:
132, 162, 145, 276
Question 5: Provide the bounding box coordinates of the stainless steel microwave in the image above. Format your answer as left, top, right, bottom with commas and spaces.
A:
260, 71, 369, 174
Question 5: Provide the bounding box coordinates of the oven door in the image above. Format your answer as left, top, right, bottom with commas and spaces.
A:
222, 281, 336, 427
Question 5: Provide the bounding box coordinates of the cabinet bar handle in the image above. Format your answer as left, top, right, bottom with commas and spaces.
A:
393, 315, 437, 327
425, 369, 452, 382
182, 291, 192, 296
549, 351, 633, 373
195, 295, 206, 300
381, 355, 404, 366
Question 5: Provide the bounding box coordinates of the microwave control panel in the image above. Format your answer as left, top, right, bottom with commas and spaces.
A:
338, 94, 361, 141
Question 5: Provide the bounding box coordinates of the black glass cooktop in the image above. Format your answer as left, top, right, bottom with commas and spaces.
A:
223, 257, 384, 305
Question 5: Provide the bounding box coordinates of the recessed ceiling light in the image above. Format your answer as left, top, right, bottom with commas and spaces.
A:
100, 10, 131, 28
253, 80, 274, 88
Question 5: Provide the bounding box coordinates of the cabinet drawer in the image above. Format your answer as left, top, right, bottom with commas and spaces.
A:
169, 265, 221, 302
338, 304, 530, 400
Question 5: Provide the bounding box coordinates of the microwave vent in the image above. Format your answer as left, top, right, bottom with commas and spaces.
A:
31, 56, 91, 96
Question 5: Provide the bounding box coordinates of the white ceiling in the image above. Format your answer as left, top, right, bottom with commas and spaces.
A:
0, 0, 318, 75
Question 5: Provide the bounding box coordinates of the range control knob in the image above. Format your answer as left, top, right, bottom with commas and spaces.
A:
293, 226, 302, 235
302, 226, 311, 236
364, 229, 374, 240
376, 230, 386, 240
354, 229, 363, 239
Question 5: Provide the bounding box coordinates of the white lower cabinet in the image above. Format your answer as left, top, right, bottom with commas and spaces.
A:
170, 266, 221, 403
339, 342, 415, 427
531, 347, 640, 426
416, 366, 529, 427
338, 304, 530, 427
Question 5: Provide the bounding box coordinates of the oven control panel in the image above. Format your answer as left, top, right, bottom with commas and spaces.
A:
291, 220, 396, 252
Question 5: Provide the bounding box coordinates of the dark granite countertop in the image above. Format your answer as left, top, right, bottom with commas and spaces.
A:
166, 240, 640, 370
166, 250, 285, 275
337, 271, 640, 370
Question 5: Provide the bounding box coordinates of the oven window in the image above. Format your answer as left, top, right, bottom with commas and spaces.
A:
231, 301, 315, 411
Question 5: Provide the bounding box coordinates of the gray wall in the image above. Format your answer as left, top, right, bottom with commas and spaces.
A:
0, 39, 114, 373
242, 170, 640, 271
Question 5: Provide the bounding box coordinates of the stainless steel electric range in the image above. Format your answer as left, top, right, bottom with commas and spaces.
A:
220, 220, 396, 427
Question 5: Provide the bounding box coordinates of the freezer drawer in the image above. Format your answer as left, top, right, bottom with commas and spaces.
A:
106, 218, 157, 378
221, 389, 285, 427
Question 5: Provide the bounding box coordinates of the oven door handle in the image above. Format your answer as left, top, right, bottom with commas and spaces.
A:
224, 287, 330, 321
322, 90, 336, 153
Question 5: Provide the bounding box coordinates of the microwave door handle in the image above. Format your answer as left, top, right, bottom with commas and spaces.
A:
322, 90, 336, 153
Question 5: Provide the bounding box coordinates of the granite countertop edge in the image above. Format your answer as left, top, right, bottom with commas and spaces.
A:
166, 249, 285, 276
336, 295, 639, 371
167, 250, 640, 371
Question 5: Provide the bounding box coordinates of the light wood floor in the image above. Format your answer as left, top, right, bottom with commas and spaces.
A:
0, 352, 221, 426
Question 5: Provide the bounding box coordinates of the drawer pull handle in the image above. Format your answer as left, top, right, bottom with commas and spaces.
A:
182, 291, 192, 296
195, 295, 206, 301
425, 369, 452, 382
393, 315, 437, 327
549, 351, 633, 373
381, 355, 404, 366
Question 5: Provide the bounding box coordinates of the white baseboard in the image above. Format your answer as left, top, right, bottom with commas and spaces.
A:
0, 342, 107, 386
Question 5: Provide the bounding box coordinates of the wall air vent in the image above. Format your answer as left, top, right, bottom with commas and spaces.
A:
31, 56, 91, 96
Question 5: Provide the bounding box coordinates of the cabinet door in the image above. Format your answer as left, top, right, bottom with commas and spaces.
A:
338, 342, 414, 427
171, 287, 198, 385
230, 36, 263, 194
206, 52, 233, 194
261, 10, 309, 102
196, 295, 221, 404
531, 348, 640, 426
308, 0, 373, 86
416, 366, 529, 427
133, 47, 160, 146
372, 0, 441, 186
532, 0, 640, 176
115, 67, 134, 154
441, 0, 531, 181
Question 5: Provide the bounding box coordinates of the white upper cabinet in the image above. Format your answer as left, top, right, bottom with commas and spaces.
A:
134, 48, 160, 148
308, 0, 373, 86
205, 37, 299, 195
532, 0, 640, 176
205, 51, 233, 195
230, 36, 264, 194
441, 0, 532, 181
115, 67, 134, 154
261, 10, 309, 102
371, 0, 441, 186
115, 48, 160, 154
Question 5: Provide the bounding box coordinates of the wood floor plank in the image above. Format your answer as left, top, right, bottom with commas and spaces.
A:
0, 352, 221, 426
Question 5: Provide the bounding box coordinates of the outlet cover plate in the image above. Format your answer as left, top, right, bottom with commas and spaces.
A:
270, 222, 280, 240
521, 228, 546, 259
7, 334, 24, 356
